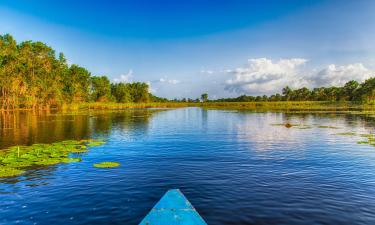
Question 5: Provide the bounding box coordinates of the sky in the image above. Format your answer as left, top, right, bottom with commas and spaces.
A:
0, 0, 375, 99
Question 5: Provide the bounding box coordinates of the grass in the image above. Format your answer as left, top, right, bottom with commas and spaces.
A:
61, 102, 191, 111
0, 139, 105, 178
4, 101, 375, 112
93, 162, 120, 168
199, 101, 375, 111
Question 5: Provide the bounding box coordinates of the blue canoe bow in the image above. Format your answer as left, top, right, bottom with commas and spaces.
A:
139, 189, 208, 225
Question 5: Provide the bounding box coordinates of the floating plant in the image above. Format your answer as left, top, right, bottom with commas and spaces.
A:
93, 162, 120, 168
297, 125, 313, 129
0, 139, 105, 178
271, 123, 313, 129
317, 125, 339, 129
335, 132, 357, 136
360, 134, 373, 138
0, 166, 25, 177
271, 123, 300, 128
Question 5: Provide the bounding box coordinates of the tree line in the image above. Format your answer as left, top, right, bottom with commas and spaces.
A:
0, 34, 154, 110
213, 79, 375, 102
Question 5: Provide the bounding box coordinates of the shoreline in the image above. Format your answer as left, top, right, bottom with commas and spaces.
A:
1, 101, 375, 112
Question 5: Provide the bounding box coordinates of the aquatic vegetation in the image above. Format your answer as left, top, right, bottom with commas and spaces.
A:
271, 123, 300, 128
317, 125, 339, 129
271, 123, 312, 129
61, 158, 81, 163
360, 134, 374, 138
335, 132, 357, 136
93, 162, 120, 168
85, 141, 106, 147
0, 139, 105, 178
297, 126, 313, 129
356, 133, 375, 146
284, 123, 292, 128
0, 166, 25, 177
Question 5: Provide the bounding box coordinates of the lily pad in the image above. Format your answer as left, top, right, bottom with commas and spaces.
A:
0, 166, 25, 178
317, 125, 339, 129
335, 132, 356, 136
0, 139, 106, 178
93, 162, 120, 168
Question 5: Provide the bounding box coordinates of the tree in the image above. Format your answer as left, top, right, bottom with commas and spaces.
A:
342, 80, 359, 101
201, 93, 208, 102
111, 82, 132, 103
90, 76, 111, 102
62, 65, 91, 103
0, 33, 160, 110
282, 86, 292, 101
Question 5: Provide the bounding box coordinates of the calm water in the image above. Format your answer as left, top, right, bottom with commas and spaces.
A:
2, 108, 375, 224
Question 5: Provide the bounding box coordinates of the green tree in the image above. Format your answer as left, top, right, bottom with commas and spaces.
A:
90, 76, 111, 102
111, 83, 132, 103
63, 65, 91, 103
282, 86, 292, 101
201, 93, 208, 102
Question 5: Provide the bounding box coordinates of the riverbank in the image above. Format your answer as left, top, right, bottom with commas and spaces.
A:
74, 101, 375, 112
198, 101, 375, 111
1, 101, 375, 112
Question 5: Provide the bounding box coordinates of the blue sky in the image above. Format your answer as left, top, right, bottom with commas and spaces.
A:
1, 0, 375, 99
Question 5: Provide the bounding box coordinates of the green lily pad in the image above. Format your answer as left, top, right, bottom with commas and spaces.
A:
61, 158, 81, 163
317, 125, 338, 129
0, 166, 25, 178
93, 162, 120, 168
0, 139, 105, 178
335, 132, 356, 136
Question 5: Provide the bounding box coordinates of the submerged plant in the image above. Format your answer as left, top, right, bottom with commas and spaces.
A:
93, 162, 120, 168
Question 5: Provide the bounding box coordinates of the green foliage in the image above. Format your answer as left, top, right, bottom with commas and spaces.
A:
201, 93, 208, 102
214, 79, 375, 103
0, 34, 157, 110
111, 82, 150, 103
335, 132, 357, 136
0, 166, 25, 177
317, 125, 339, 129
0, 139, 105, 178
93, 161, 120, 168
90, 76, 112, 102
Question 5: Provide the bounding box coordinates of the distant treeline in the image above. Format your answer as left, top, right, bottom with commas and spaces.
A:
213, 79, 375, 103
0, 34, 162, 110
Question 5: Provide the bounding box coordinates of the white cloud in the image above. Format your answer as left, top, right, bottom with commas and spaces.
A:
224, 58, 374, 95
113, 69, 133, 83
225, 58, 308, 95
157, 78, 180, 84
200, 69, 214, 74
311, 63, 372, 87
146, 81, 157, 93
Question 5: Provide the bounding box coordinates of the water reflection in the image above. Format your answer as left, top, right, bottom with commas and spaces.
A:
0, 109, 164, 188
0, 109, 164, 150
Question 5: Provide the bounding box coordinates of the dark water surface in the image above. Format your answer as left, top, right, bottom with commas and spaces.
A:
2, 108, 375, 224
